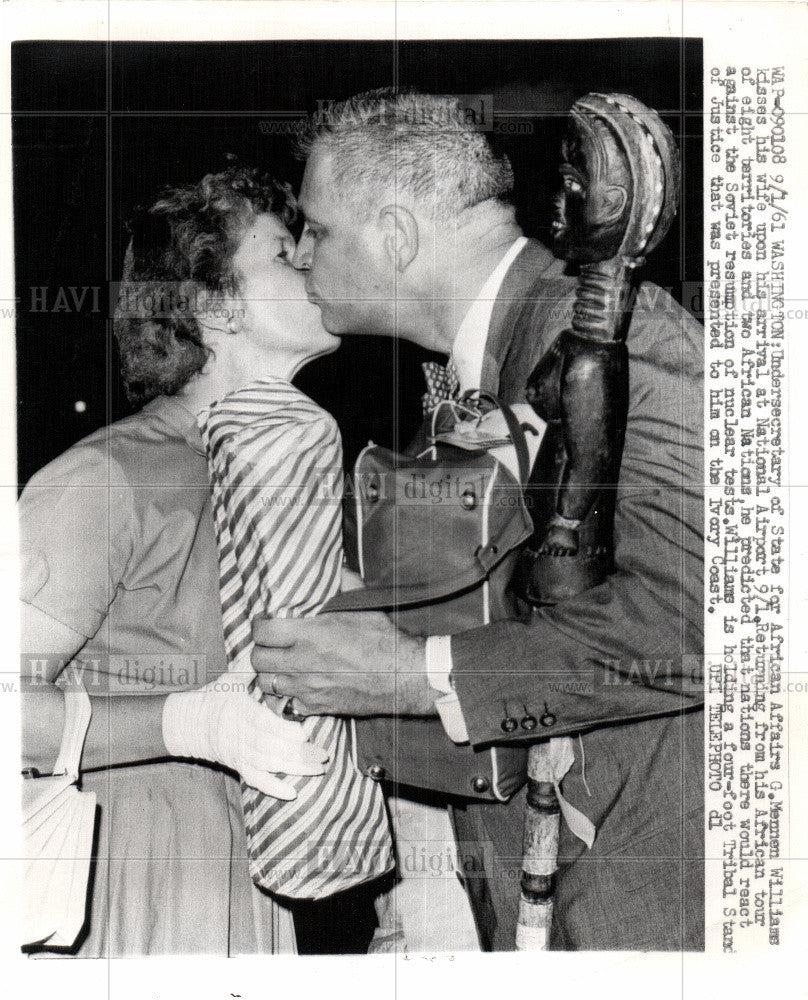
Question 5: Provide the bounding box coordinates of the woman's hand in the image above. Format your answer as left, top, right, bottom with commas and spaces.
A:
162, 679, 329, 799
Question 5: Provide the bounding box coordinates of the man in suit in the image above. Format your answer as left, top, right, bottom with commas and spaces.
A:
252, 89, 704, 951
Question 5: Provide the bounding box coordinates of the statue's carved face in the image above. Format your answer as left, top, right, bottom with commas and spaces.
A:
552, 111, 632, 264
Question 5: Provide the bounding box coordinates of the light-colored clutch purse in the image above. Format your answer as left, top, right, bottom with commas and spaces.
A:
22, 666, 96, 950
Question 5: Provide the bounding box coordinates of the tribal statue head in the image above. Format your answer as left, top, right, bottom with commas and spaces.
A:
552, 92, 680, 267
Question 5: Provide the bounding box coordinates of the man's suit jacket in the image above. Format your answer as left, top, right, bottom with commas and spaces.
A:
449, 238, 704, 951
455, 239, 703, 731
358, 239, 705, 950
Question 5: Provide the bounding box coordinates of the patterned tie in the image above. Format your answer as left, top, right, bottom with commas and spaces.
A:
422, 358, 460, 414
198, 376, 393, 900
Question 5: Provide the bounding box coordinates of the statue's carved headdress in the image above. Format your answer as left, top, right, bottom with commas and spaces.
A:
570, 92, 680, 264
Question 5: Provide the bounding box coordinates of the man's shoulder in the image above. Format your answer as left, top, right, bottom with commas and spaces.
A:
630, 282, 704, 380
492, 240, 703, 397
510, 249, 703, 371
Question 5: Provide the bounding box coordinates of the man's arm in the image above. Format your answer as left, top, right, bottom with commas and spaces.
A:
252, 288, 703, 739
450, 568, 702, 748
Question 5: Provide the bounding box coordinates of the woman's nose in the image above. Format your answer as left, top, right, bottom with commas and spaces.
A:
292, 239, 311, 271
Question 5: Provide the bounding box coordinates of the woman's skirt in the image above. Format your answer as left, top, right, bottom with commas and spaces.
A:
66, 760, 295, 957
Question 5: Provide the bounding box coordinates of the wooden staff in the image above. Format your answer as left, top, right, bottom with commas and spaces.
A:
516, 744, 561, 950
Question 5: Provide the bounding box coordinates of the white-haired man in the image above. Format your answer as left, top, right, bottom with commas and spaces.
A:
252, 89, 704, 952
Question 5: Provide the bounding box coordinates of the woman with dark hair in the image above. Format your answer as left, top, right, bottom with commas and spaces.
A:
19, 166, 339, 956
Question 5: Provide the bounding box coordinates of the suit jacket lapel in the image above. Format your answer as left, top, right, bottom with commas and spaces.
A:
480, 239, 557, 395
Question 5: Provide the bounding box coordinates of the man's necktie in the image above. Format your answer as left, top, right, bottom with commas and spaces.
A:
198, 376, 393, 900
422, 358, 460, 414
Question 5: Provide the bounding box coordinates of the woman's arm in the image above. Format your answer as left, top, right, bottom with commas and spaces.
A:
19, 437, 328, 792
20, 601, 328, 795
20, 601, 168, 771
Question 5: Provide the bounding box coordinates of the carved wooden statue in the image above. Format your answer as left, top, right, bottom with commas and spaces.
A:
522, 91, 680, 603
515, 93, 681, 950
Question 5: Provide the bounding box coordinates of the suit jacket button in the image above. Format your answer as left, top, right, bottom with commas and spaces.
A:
501, 717, 518, 733
521, 715, 537, 731
367, 764, 385, 780
540, 712, 556, 727
471, 776, 490, 794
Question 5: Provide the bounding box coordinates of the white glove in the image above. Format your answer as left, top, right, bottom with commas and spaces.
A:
162, 682, 329, 800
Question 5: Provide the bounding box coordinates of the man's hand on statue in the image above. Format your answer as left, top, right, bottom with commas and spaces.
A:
251, 611, 436, 718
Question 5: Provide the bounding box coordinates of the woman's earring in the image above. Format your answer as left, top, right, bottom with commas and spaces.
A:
226, 316, 241, 335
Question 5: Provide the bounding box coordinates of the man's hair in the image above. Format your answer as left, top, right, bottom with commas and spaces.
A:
114, 164, 295, 406
296, 89, 514, 219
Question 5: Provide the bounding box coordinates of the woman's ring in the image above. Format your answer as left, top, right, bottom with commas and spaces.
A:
269, 673, 281, 697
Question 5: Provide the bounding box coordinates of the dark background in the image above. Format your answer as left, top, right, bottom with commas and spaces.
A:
13, 38, 702, 487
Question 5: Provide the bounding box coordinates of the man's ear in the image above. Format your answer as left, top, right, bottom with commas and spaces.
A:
378, 204, 419, 272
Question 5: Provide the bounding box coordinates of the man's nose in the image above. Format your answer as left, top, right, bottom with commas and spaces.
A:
292, 237, 311, 271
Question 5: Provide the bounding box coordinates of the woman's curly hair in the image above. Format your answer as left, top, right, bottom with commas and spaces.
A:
114, 164, 296, 405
